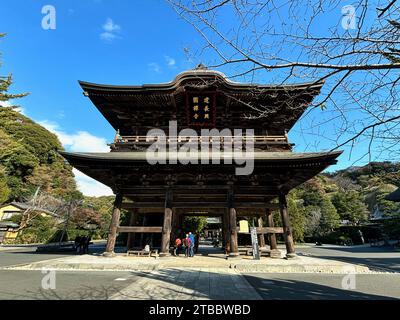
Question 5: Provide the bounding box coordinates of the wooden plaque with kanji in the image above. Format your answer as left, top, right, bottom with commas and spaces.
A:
186, 92, 216, 127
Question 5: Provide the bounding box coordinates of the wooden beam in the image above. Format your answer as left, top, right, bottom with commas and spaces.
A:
121, 202, 279, 209
117, 226, 162, 233
122, 202, 164, 209
255, 227, 284, 234
121, 185, 279, 193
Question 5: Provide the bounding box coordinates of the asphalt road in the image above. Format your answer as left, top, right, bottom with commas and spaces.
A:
295, 244, 400, 273
0, 270, 138, 300
243, 273, 400, 300
0, 244, 399, 300
0, 247, 70, 268
0, 243, 107, 268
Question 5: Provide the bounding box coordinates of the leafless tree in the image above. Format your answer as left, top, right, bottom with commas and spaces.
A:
167, 0, 400, 162
16, 187, 66, 232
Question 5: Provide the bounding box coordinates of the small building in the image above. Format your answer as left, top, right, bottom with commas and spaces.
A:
0, 202, 56, 221
0, 202, 59, 243
0, 221, 19, 243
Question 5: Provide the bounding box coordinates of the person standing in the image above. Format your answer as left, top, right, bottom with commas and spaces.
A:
79, 236, 87, 254
189, 232, 195, 257
83, 235, 91, 254
174, 237, 182, 256
183, 234, 191, 258
74, 235, 81, 253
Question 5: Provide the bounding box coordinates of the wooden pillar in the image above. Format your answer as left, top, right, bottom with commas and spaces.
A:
266, 208, 281, 258
140, 214, 147, 248
126, 208, 137, 250
228, 190, 239, 257
171, 210, 180, 241
266, 208, 278, 250
160, 189, 173, 256
279, 193, 296, 258
223, 209, 230, 253
257, 216, 266, 247
104, 192, 123, 256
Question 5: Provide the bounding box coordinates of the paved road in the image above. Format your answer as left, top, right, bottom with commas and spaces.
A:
243, 273, 400, 300
0, 244, 107, 268
0, 270, 138, 300
296, 244, 400, 272
0, 244, 399, 300
1, 267, 398, 300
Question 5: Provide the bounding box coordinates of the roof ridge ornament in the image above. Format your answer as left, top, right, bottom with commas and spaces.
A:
195, 63, 207, 70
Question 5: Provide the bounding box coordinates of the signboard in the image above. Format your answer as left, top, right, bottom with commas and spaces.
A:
250, 227, 260, 260
186, 92, 217, 127
239, 220, 249, 233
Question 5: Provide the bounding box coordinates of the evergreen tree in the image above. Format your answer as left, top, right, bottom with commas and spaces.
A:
0, 165, 10, 203
287, 191, 305, 243
319, 197, 340, 234
332, 190, 369, 225
0, 33, 28, 106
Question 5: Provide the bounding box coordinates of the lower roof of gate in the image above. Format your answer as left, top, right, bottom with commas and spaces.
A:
60, 150, 342, 194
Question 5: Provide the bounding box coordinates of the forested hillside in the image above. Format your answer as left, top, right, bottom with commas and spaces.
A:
0, 107, 79, 202
283, 164, 400, 244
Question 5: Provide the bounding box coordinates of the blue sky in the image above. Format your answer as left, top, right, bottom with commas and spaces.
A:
0, 0, 393, 195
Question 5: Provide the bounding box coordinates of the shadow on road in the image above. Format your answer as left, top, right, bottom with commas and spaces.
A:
243, 275, 398, 300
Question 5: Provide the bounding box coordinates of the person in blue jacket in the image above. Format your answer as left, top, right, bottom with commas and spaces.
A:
189, 232, 195, 257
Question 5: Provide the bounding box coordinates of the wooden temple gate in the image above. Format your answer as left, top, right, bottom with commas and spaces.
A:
105, 187, 295, 258
60, 66, 342, 260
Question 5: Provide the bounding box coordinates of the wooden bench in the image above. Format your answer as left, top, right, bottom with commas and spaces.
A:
238, 247, 252, 256
126, 249, 159, 258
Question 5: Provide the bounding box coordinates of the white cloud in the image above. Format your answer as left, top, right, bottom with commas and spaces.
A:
38, 120, 110, 152
0, 101, 12, 108
38, 120, 112, 196
100, 32, 118, 41
165, 56, 176, 67
100, 18, 121, 42
148, 62, 161, 73
103, 18, 121, 32
0, 100, 26, 114
73, 168, 113, 197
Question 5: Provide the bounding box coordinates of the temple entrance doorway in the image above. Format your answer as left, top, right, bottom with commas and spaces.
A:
174, 211, 225, 256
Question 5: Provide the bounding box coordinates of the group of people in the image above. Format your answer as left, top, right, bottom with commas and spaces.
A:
74, 235, 91, 254
174, 232, 197, 257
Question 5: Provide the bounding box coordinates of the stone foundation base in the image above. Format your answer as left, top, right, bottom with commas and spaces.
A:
269, 249, 282, 259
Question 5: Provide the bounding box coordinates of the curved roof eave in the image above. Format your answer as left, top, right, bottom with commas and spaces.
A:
59, 150, 343, 163
78, 69, 325, 94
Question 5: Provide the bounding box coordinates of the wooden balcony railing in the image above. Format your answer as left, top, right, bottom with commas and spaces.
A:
113, 135, 289, 144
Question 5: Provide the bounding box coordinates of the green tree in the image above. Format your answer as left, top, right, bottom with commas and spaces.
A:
332, 190, 369, 225
0, 165, 10, 203
0, 33, 28, 105
182, 216, 207, 235
0, 108, 78, 200
287, 191, 305, 243
319, 197, 340, 234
